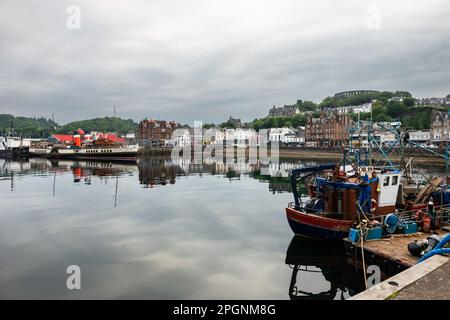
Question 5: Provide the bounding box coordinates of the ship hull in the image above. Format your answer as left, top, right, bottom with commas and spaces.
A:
30, 147, 138, 162
286, 207, 353, 241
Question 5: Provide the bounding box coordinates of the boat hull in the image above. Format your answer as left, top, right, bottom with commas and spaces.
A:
286, 207, 353, 241
30, 147, 138, 162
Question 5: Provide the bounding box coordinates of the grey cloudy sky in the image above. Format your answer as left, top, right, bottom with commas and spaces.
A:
0, 0, 449, 124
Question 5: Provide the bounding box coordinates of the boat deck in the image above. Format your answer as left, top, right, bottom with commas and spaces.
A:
344, 228, 450, 275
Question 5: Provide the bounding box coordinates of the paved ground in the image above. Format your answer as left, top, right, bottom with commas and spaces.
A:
394, 259, 450, 300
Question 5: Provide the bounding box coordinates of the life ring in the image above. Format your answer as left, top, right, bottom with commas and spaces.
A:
371, 199, 378, 213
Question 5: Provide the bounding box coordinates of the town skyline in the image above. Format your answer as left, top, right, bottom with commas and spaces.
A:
2, 90, 449, 127
1, 1, 449, 124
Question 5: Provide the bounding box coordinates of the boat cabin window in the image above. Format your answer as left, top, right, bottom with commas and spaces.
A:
392, 176, 398, 186
383, 176, 390, 186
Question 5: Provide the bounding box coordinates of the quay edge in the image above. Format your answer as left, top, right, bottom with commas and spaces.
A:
349, 255, 449, 300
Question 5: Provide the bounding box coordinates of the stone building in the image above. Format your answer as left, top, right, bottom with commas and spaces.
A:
136, 119, 178, 146
334, 90, 379, 100
430, 109, 450, 145
305, 112, 352, 147
268, 105, 300, 117
227, 116, 242, 128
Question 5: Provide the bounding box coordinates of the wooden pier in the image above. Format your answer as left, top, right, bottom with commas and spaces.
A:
344, 229, 450, 277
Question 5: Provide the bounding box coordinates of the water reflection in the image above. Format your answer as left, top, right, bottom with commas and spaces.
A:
285, 236, 365, 300
0, 156, 447, 299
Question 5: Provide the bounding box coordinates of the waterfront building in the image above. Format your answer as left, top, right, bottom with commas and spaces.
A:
268, 127, 303, 145
408, 130, 431, 144
305, 112, 352, 147
269, 128, 292, 142
268, 105, 300, 117
166, 129, 191, 147
212, 128, 258, 147
430, 109, 450, 145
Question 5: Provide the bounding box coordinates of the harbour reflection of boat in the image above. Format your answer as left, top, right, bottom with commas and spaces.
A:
285, 236, 365, 300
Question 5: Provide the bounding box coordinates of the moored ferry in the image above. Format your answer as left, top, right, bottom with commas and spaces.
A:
30, 144, 139, 161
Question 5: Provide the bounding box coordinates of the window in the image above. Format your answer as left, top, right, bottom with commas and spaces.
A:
392, 176, 398, 186
383, 176, 390, 186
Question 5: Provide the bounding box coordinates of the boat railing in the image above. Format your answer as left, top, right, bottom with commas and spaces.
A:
288, 201, 450, 227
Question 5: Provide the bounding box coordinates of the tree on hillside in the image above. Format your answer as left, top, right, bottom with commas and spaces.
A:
403, 97, 415, 108
393, 91, 412, 98
220, 120, 236, 129
57, 117, 137, 134
295, 100, 317, 112
447, 94, 450, 99
386, 100, 405, 119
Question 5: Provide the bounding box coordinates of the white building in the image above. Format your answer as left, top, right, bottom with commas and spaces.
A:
206, 128, 258, 147
269, 128, 292, 142
269, 128, 304, 144
167, 129, 191, 147
337, 102, 373, 115
409, 130, 430, 143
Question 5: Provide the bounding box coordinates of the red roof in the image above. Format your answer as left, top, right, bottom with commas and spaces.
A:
96, 133, 126, 143
52, 134, 74, 143
51, 133, 126, 144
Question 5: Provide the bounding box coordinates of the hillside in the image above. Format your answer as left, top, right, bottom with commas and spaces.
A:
0, 114, 138, 138
56, 117, 138, 135
0, 114, 57, 138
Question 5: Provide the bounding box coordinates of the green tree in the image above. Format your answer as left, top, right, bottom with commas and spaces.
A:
393, 91, 412, 98
403, 97, 415, 108
57, 117, 137, 134
202, 123, 215, 129
386, 101, 405, 119
220, 121, 236, 129
0, 114, 57, 138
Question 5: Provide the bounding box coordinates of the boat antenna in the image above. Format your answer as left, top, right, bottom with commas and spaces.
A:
368, 116, 373, 166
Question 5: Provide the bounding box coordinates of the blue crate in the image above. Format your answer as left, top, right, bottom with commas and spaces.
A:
403, 221, 418, 234
349, 228, 360, 242
366, 226, 383, 240
349, 227, 383, 242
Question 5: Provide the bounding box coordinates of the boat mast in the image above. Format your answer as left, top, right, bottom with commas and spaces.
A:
368, 111, 373, 166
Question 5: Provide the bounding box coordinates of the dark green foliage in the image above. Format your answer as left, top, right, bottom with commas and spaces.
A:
403, 97, 415, 108
250, 114, 307, 130
386, 100, 406, 119
202, 123, 215, 129
57, 117, 137, 134
294, 100, 317, 112
220, 120, 237, 129
0, 114, 137, 138
0, 114, 57, 137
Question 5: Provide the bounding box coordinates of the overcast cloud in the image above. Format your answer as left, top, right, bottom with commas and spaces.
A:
0, 0, 449, 124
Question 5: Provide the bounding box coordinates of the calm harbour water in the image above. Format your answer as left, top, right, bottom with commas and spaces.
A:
0, 157, 444, 299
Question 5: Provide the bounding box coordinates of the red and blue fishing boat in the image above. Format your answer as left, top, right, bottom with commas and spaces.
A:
286, 152, 402, 241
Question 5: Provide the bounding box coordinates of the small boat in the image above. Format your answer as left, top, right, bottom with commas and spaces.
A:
286, 122, 450, 241
286, 161, 402, 241
0, 135, 30, 158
